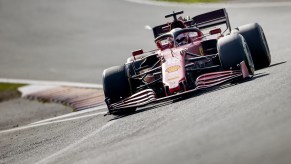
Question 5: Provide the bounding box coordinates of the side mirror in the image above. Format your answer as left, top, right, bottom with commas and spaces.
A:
209, 28, 222, 35
156, 41, 163, 50
132, 49, 144, 60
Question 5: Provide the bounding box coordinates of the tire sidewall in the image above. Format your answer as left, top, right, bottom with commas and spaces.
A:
240, 35, 255, 74
218, 34, 254, 75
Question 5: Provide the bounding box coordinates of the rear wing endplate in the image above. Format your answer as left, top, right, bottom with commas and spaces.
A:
192, 8, 231, 32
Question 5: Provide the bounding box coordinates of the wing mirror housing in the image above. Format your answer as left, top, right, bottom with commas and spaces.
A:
209, 28, 222, 35
132, 49, 144, 60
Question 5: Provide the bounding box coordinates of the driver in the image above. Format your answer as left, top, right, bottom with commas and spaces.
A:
176, 33, 189, 46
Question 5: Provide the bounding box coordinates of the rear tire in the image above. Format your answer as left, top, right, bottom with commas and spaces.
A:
217, 33, 255, 75
102, 65, 136, 115
235, 23, 271, 69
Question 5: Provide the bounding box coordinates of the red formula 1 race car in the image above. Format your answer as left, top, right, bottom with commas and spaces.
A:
102, 8, 271, 115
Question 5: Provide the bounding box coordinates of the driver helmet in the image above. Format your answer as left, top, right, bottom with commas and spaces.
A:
176, 33, 189, 45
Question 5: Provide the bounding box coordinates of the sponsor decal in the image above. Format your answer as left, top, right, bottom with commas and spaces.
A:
166, 65, 181, 73
167, 76, 180, 81
167, 57, 180, 64
199, 46, 204, 56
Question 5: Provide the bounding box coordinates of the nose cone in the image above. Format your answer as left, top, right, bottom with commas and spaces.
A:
162, 49, 186, 94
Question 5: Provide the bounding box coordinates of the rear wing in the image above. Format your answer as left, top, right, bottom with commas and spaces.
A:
192, 8, 231, 31
152, 8, 231, 38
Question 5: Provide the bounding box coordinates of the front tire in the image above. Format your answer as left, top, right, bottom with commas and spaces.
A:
102, 65, 136, 115
217, 33, 255, 75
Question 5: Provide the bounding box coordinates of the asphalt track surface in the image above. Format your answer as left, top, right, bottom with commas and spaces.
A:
1, 0, 291, 164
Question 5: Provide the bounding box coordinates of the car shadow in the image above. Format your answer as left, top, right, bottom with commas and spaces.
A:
252, 72, 269, 80
109, 99, 177, 121
268, 61, 287, 68
109, 71, 270, 120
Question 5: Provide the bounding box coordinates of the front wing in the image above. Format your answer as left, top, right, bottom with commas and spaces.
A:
108, 61, 251, 111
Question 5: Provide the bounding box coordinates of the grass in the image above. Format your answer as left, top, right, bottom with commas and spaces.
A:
0, 83, 26, 102
156, 0, 221, 3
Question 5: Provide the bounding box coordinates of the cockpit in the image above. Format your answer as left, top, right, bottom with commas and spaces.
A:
155, 28, 202, 50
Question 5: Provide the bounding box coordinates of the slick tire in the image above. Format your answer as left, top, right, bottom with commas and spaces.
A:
217, 33, 255, 75
235, 23, 271, 69
102, 65, 136, 115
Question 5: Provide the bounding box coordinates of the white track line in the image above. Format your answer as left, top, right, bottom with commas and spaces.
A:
0, 78, 102, 89
30, 105, 107, 125
126, 0, 291, 8
35, 120, 116, 164
18, 85, 59, 97
0, 111, 107, 134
